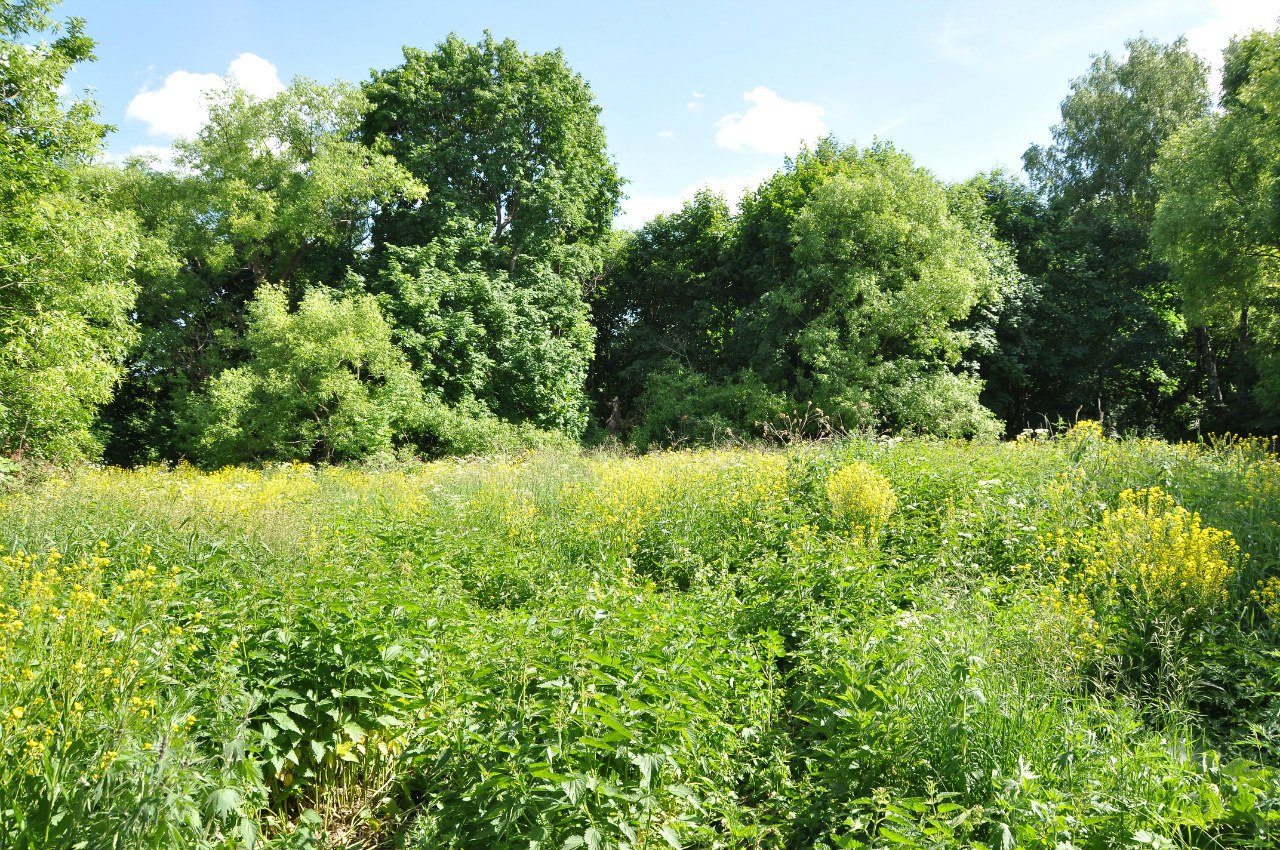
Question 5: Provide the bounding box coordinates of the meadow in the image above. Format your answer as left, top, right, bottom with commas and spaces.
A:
2, 424, 1279, 849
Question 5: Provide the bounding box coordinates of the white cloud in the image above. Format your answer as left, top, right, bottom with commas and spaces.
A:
714, 87, 828, 156
686, 90, 705, 112
226, 54, 285, 99
126, 70, 224, 137
1186, 0, 1279, 79
618, 168, 774, 230
125, 53, 284, 139
657, 130, 676, 140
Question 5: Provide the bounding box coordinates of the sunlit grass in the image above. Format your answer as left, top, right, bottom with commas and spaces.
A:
1, 430, 1279, 848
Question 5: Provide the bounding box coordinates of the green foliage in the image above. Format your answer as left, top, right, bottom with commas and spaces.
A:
415, 396, 580, 457
93, 78, 421, 464
1154, 28, 1280, 428
628, 363, 788, 450
954, 171, 1048, 433
188, 285, 423, 466
783, 148, 1005, 436
361, 33, 618, 441
4, 435, 1280, 847
372, 236, 596, 436
0, 2, 139, 461
594, 142, 1008, 444
180, 79, 424, 285
363, 32, 621, 266
591, 191, 739, 416
1018, 37, 1211, 435
1024, 37, 1210, 221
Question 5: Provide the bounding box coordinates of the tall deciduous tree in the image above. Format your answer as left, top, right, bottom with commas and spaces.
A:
363, 32, 621, 270
374, 235, 597, 435
1025, 37, 1210, 221
0, 1, 139, 461
960, 171, 1051, 433
93, 79, 422, 462
1154, 28, 1280, 425
593, 141, 1011, 444
362, 34, 622, 437
590, 191, 737, 417
1021, 37, 1210, 432
779, 145, 1008, 437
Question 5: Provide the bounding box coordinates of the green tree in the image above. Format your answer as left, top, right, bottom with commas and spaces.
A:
93, 78, 421, 462
1025, 37, 1210, 221
373, 233, 596, 435
363, 33, 621, 437
1021, 37, 1210, 433
1154, 28, 1280, 426
589, 191, 739, 420
592, 142, 1010, 444
363, 32, 622, 270
780, 145, 1006, 436
0, 1, 139, 461
188, 285, 423, 466
960, 171, 1051, 433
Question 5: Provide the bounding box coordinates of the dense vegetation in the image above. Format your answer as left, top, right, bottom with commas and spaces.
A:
4, 2, 1280, 847
2, 2, 1279, 463
2, 428, 1280, 848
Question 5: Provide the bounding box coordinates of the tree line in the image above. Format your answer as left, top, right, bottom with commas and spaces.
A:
2, 0, 1277, 466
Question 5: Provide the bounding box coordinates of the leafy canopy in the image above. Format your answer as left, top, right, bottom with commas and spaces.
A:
93, 78, 422, 463
1013, 37, 1210, 433
363, 33, 619, 438
188, 285, 423, 466
593, 141, 1011, 443
364, 32, 622, 270
1154, 28, 1280, 420
0, 0, 139, 461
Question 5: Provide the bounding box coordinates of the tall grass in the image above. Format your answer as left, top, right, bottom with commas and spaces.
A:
0, 427, 1278, 848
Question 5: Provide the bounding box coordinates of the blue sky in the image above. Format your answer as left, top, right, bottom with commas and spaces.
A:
58, 0, 1280, 227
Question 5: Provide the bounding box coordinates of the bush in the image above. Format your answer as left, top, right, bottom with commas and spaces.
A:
824, 461, 897, 541
628, 364, 788, 450
412, 397, 578, 458
188, 286, 423, 466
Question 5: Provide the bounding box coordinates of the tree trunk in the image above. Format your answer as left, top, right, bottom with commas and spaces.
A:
1197, 325, 1224, 405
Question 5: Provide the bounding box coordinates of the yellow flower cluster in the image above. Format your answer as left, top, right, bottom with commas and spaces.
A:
825, 461, 896, 541
1241, 459, 1280, 515
1034, 589, 1104, 675
1252, 577, 1280, 620
0, 541, 193, 784
1062, 419, 1104, 444
570, 450, 790, 554
1092, 487, 1239, 613
1, 548, 112, 664
1205, 432, 1277, 467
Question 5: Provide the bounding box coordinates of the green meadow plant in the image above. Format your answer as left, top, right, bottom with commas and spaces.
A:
0, 432, 1278, 848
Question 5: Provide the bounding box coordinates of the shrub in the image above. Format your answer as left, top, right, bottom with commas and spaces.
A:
825, 461, 897, 541
412, 397, 578, 458
1088, 487, 1239, 617
628, 364, 789, 450
187, 285, 424, 466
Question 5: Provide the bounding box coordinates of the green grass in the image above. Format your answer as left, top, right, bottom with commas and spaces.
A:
1, 427, 1279, 848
